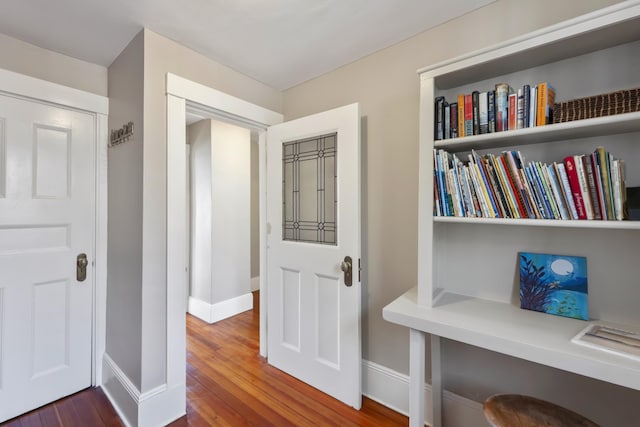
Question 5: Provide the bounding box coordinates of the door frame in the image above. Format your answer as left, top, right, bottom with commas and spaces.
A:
166, 74, 282, 383
0, 68, 109, 386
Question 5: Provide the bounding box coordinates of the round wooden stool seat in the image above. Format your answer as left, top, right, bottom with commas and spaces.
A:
483, 394, 600, 427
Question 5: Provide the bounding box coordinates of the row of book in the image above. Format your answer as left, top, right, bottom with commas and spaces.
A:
434, 82, 555, 140
433, 147, 627, 220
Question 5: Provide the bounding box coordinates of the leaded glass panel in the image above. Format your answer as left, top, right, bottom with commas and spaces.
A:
282, 133, 337, 245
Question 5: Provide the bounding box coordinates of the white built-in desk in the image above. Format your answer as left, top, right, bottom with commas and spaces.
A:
383, 287, 640, 427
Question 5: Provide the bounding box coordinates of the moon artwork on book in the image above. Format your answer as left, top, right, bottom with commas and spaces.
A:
519, 252, 588, 320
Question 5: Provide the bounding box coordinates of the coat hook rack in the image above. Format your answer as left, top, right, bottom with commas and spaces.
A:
109, 121, 134, 147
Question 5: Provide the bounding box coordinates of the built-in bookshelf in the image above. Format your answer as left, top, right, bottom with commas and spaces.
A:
383, 2, 640, 426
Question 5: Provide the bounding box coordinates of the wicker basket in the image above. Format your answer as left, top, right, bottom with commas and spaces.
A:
553, 87, 640, 123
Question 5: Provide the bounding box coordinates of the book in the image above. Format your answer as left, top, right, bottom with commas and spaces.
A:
529, 85, 537, 127
493, 154, 521, 218
595, 147, 614, 220
546, 164, 570, 220
434, 96, 445, 140
536, 82, 556, 126
591, 152, 607, 220
536, 162, 560, 219
495, 83, 511, 132
474, 151, 502, 217
464, 94, 473, 137
555, 163, 579, 220
501, 153, 528, 218
573, 323, 640, 362
529, 163, 554, 219
525, 164, 550, 219
574, 155, 594, 219
457, 94, 465, 138
508, 93, 517, 130
479, 91, 489, 134
563, 156, 587, 219
487, 90, 496, 133
444, 103, 450, 139
581, 155, 602, 220
522, 84, 531, 128
450, 102, 458, 139
516, 88, 525, 129
472, 91, 480, 135
483, 155, 510, 218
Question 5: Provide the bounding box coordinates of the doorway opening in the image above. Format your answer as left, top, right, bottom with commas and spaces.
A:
184, 114, 261, 323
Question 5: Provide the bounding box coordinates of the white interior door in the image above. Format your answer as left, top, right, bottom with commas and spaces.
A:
266, 103, 361, 408
0, 94, 95, 421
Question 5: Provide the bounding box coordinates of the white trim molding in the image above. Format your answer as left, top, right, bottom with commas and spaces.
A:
188, 293, 253, 324
102, 354, 184, 427
166, 74, 283, 391
362, 360, 485, 427
0, 68, 108, 114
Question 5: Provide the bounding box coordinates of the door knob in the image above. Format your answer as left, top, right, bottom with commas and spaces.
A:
341, 256, 352, 287
77, 253, 88, 282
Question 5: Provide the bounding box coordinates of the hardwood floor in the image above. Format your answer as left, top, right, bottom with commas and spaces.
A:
2, 292, 408, 426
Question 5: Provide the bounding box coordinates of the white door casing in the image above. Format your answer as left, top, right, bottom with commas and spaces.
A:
165, 74, 361, 413
266, 103, 362, 409
0, 94, 95, 421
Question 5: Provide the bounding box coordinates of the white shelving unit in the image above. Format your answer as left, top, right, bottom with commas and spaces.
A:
383, 2, 640, 427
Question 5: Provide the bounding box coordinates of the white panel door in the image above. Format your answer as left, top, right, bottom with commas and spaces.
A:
0, 94, 94, 421
267, 103, 361, 408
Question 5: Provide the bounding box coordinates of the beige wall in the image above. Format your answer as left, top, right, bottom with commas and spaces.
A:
0, 32, 107, 96
105, 31, 145, 391
283, 0, 640, 424
135, 29, 282, 392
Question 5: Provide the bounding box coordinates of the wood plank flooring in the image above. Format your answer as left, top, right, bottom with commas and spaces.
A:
2, 292, 408, 426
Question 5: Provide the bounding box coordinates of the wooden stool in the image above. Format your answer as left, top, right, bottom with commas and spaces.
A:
483, 394, 600, 427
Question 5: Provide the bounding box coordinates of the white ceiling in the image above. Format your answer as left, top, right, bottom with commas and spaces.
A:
0, 0, 494, 90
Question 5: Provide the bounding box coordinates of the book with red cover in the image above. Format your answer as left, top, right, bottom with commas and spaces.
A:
563, 156, 587, 219
508, 93, 517, 130
464, 94, 473, 137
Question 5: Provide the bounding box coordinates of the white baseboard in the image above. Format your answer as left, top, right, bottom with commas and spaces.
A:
362, 360, 485, 427
250, 276, 260, 292
102, 353, 185, 427
188, 293, 253, 324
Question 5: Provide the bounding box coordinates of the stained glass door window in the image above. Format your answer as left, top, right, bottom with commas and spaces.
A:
282, 133, 337, 245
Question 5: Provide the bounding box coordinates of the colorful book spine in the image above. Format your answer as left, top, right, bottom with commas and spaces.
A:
581, 155, 601, 220
525, 164, 550, 219
517, 88, 525, 129
595, 147, 614, 220
472, 91, 480, 135
508, 93, 517, 131
479, 91, 489, 134
563, 156, 587, 219
574, 155, 594, 219
522, 84, 531, 128
487, 90, 496, 133
529, 85, 537, 127
493, 154, 520, 218
546, 164, 570, 220
464, 94, 473, 136
444, 103, 450, 139
434, 96, 445, 140
555, 163, 579, 220
450, 102, 458, 139
495, 83, 510, 132
536, 82, 556, 126
457, 95, 465, 138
